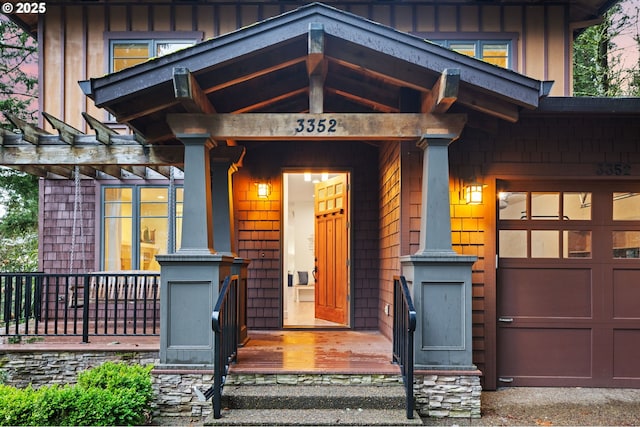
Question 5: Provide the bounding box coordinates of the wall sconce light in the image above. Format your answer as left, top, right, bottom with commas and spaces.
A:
256, 181, 272, 199
464, 183, 484, 205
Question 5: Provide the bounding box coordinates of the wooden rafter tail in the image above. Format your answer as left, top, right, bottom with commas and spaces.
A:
0, 128, 23, 146
42, 112, 85, 145
147, 165, 172, 178
94, 165, 126, 179
3, 112, 52, 145
13, 165, 49, 178
82, 112, 118, 145
120, 165, 147, 179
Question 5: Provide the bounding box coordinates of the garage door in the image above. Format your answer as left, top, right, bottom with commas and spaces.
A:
497, 181, 640, 387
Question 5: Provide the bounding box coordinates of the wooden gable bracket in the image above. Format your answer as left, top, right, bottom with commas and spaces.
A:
307, 22, 327, 114
3, 113, 55, 145
422, 68, 460, 114
173, 67, 232, 147
42, 112, 84, 145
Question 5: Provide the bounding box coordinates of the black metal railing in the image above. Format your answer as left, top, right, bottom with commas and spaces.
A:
392, 275, 417, 419
211, 274, 239, 419
1, 272, 161, 342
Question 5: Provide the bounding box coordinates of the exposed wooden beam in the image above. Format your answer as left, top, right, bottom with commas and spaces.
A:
173, 67, 216, 114
457, 88, 520, 123
202, 57, 307, 94
307, 23, 326, 114
0, 144, 183, 165
326, 87, 398, 113
167, 113, 467, 141
422, 68, 460, 113
232, 88, 308, 114
42, 112, 84, 145
117, 100, 181, 124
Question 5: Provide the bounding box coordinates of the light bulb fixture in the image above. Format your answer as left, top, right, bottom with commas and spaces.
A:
256, 181, 272, 199
465, 183, 484, 205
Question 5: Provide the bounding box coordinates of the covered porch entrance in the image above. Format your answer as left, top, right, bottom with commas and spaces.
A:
1, 4, 550, 417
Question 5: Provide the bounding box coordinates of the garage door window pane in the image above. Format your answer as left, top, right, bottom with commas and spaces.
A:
564, 230, 592, 258
531, 230, 559, 258
564, 193, 591, 220
499, 192, 527, 219
532, 193, 559, 219
499, 230, 527, 257
613, 193, 640, 220
613, 231, 640, 258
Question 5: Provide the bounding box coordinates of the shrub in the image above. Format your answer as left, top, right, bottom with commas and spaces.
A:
0, 362, 154, 426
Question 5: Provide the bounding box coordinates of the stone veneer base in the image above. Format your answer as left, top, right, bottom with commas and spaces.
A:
0, 350, 482, 419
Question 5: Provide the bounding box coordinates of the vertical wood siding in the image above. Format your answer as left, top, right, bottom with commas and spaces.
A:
41, 1, 571, 131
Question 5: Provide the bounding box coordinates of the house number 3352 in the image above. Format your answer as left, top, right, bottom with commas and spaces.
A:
596, 162, 631, 176
295, 118, 337, 134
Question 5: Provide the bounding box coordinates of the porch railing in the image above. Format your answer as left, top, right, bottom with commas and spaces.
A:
392, 275, 417, 419
211, 274, 239, 419
1, 272, 161, 343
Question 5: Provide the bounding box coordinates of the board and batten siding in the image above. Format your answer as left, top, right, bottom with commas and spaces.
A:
40, 1, 571, 133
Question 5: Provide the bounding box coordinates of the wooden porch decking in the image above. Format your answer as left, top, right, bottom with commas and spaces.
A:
0, 330, 399, 375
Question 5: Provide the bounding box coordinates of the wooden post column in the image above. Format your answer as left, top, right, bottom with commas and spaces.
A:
156, 133, 234, 367
400, 135, 478, 372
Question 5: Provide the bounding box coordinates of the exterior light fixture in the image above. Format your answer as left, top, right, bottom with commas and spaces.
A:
465, 183, 484, 205
256, 181, 272, 199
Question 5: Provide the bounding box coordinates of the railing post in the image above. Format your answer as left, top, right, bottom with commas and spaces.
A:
82, 274, 90, 343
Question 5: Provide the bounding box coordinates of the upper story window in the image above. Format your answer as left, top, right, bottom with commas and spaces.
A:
107, 32, 202, 73
435, 40, 511, 69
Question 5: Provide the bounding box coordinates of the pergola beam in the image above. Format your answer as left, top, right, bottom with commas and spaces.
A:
167, 112, 467, 141
0, 144, 183, 165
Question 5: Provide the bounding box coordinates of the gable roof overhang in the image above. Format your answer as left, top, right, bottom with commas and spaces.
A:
2, 2, 561, 180
77, 2, 549, 148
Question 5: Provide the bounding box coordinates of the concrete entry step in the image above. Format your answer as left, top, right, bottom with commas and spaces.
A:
204, 408, 423, 426
221, 384, 408, 410
204, 384, 421, 425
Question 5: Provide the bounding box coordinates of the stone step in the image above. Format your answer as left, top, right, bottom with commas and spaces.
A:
221, 384, 408, 410
204, 408, 423, 426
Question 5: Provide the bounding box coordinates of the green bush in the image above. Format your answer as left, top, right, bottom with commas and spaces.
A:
0, 362, 154, 426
